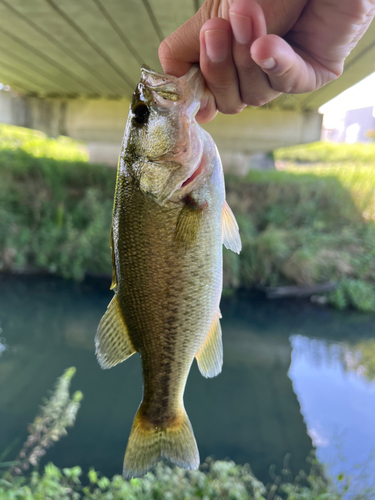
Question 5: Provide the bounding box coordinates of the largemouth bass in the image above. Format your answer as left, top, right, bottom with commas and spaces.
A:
95, 66, 241, 479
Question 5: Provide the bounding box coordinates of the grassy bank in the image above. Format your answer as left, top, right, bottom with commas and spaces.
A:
0, 125, 115, 281
1, 126, 375, 312
224, 163, 375, 312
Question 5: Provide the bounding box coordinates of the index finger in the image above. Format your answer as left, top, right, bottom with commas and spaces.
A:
158, 11, 204, 77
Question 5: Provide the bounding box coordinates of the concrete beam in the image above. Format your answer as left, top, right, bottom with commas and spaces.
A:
204, 108, 322, 153
1, 90, 322, 168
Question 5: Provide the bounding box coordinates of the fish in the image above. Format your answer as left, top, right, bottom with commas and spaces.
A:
95, 65, 241, 480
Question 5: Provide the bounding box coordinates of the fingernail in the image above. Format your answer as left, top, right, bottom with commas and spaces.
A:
204, 30, 229, 63
258, 57, 276, 70
229, 12, 252, 45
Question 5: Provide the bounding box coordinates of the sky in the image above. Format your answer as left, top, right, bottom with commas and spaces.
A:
319, 71, 375, 129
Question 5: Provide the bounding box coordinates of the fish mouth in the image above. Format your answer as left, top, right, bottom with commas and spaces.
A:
140, 65, 204, 111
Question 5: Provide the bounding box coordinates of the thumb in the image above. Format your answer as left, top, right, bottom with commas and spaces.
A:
158, 10, 205, 77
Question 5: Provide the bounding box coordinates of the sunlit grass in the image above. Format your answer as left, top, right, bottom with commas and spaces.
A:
275, 140, 375, 164
280, 163, 375, 221
224, 147, 375, 312
0, 124, 88, 162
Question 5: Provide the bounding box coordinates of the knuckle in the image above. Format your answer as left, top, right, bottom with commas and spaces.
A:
268, 67, 300, 94
243, 96, 270, 107
347, 0, 372, 21
332, 66, 343, 79
235, 60, 254, 74
210, 81, 233, 92
158, 39, 172, 64
217, 102, 245, 115
274, 82, 294, 93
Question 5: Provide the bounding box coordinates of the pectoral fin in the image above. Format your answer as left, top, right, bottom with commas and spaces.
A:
175, 202, 204, 249
222, 200, 241, 254
195, 311, 223, 378
95, 295, 136, 369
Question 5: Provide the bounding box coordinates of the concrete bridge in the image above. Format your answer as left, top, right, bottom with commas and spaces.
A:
0, 0, 374, 167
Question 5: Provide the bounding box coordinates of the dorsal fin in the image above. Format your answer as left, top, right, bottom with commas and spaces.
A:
222, 200, 241, 254
195, 310, 223, 378
95, 295, 136, 369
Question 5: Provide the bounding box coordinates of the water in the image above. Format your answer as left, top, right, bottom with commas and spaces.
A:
1, 275, 375, 492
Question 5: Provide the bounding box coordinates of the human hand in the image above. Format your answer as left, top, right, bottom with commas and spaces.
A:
159, 0, 375, 123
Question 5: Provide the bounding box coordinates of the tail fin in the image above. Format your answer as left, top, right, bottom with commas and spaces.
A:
123, 406, 199, 479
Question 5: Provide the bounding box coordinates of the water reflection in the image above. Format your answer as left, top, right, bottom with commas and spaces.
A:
0, 337, 7, 357
289, 335, 375, 491
1, 275, 375, 491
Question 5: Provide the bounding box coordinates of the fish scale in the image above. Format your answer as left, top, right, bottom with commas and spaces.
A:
95, 65, 241, 479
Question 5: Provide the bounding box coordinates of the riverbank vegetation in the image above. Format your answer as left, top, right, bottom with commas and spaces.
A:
0, 368, 366, 500
0, 125, 115, 281
1, 125, 375, 312
0, 460, 350, 500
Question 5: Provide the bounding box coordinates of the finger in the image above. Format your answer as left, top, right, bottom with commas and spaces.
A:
251, 34, 337, 94
288, 0, 375, 75
229, 0, 280, 106
158, 10, 203, 77
200, 18, 245, 115
196, 87, 218, 124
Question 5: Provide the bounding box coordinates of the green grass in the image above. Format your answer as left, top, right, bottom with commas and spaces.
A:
0, 124, 89, 162
275, 140, 375, 164
224, 159, 375, 312
0, 125, 115, 280
1, 126, 375, 312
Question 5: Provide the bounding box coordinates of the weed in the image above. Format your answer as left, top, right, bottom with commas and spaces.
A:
8, 367, 82, 475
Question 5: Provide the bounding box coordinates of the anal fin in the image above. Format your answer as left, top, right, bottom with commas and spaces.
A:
222, 200, 241, 254
195, 310, 223, 378
95, 295, 136, 369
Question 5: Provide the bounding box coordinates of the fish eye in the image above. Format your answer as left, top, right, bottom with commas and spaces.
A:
133, 104, 149, 125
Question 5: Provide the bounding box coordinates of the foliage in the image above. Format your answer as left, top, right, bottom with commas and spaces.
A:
0, 126, 116, 280
1, 458, 364, 500
0, 460, 267, 500
342, 338, 375, 381
224, 161, 375, 313
8, 367, 82, 476
329, 279, 375, 313
274, 140, 375, 164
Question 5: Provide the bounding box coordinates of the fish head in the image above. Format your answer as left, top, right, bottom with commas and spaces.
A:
121, 66, 209, 205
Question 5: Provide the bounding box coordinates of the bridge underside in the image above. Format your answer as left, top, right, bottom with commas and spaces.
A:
0, 0, 374, 165
1, 90, 322, 168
